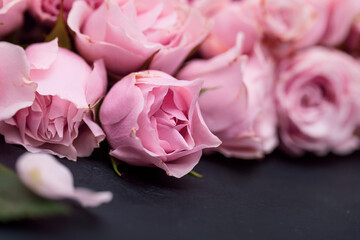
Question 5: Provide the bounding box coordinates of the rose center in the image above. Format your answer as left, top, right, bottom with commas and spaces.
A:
300, 75, 340, 109
151, 90, 190, 154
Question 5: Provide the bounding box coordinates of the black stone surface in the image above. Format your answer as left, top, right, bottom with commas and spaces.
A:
1, 137, 360, 240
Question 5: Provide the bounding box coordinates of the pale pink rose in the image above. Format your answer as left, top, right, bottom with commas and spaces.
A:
29, 0, 103, 24
199, 1, 261, 58
320, 0, 360, 46
67, 0, 211, 75
188, 0, 230, 17
0, 39, 107, 160
100, 70, 221, 178
16, 152, 113, 207
0, 41, 36, 121
178, 36, 278, 159
0, 0, 27, 37
276, 47, 360, 156
253, 0, 329, 57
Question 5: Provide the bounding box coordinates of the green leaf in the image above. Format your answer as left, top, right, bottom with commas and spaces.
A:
110, 156, 122, 177
188, 170, 203, 179
140, 49, 160, 71
199, 86, 220, 96
45, 1, 72, 50
0, 164, 69, 222
89, 97, 104, 126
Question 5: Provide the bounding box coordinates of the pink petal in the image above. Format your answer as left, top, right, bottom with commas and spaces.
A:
26, 38, 58, 70
0, 42, 37, 120
16, 152, 113, 207
26, 40, 92, 108
85, 59, 107, 106
0, 0, 27, 37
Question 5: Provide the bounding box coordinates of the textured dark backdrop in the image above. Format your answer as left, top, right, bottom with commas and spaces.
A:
1, 137, 360, 240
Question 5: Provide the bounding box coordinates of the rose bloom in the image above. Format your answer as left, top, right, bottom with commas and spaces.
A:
276, 47, 360, 156
199, 0, 260, 58
29, 0, 103, 24
0, 0, 27, 37
67, 0, 210, 76
178, 36, 278, 159
188, 0, 230, 17
253, 0, 328, 58
0, 41, 36, 120
0, 39, 107, 160
320, 0, 360, 47
100, 70, 221, 178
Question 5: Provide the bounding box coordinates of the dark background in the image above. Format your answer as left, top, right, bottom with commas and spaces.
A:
1, 137, 360, 240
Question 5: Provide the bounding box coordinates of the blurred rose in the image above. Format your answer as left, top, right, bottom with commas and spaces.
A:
17, 152, 113, 207
178, 36, 278, 159
29, 0, 103, 24
67, 0, 210, 75
0, 39, 107, 160
100, 70, 221, 178
276, 47, 360, 156
0, 41, 36, 120
199, 1, 260, 58
320, 0, 360, 46
0, 0, 27, 37
188, 0, 230, 17
254, 0, 328, 57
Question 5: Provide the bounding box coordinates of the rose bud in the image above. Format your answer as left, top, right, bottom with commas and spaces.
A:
178, 35, 278, 159
0, 41, 37, 120
100, 70, 221, 178
199, 0, 261, 58
0, 0, 27, 38
29, 0, 103, 25
252, 0, 328, 58
276, 47, 360, 156
0, 39, 107, 160
67, 0, 211, 76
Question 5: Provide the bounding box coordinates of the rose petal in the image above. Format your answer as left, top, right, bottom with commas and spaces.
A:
16, 152, 113, 207
0, 42, 37, 121
26, 40, 92, 108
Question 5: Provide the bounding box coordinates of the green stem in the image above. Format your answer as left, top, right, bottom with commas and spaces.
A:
189, 170, 203, 179
110, 157, 122, 177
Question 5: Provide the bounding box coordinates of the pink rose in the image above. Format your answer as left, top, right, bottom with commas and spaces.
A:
188, 0, 230, 17
29, 0, 103, 24
17, 152, 113, 207
99, 70, 221, 178
0, 39, 107, 160
320, 0, 360, 46
0, 41, 37, 121
0, 0, 27, 37
253, 0, 328, 57
67, 0, 211, 75
199, 1, 260, 58
276, 47, 360, 156
178, 36, 278, 159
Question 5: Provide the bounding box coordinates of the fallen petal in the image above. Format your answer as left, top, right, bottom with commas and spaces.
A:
16, 152, 113, 207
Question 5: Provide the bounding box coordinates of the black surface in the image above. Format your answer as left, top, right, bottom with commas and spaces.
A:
1, 137, 360, 240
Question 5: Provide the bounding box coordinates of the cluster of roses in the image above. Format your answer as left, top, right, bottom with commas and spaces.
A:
1, 0, 360, 180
